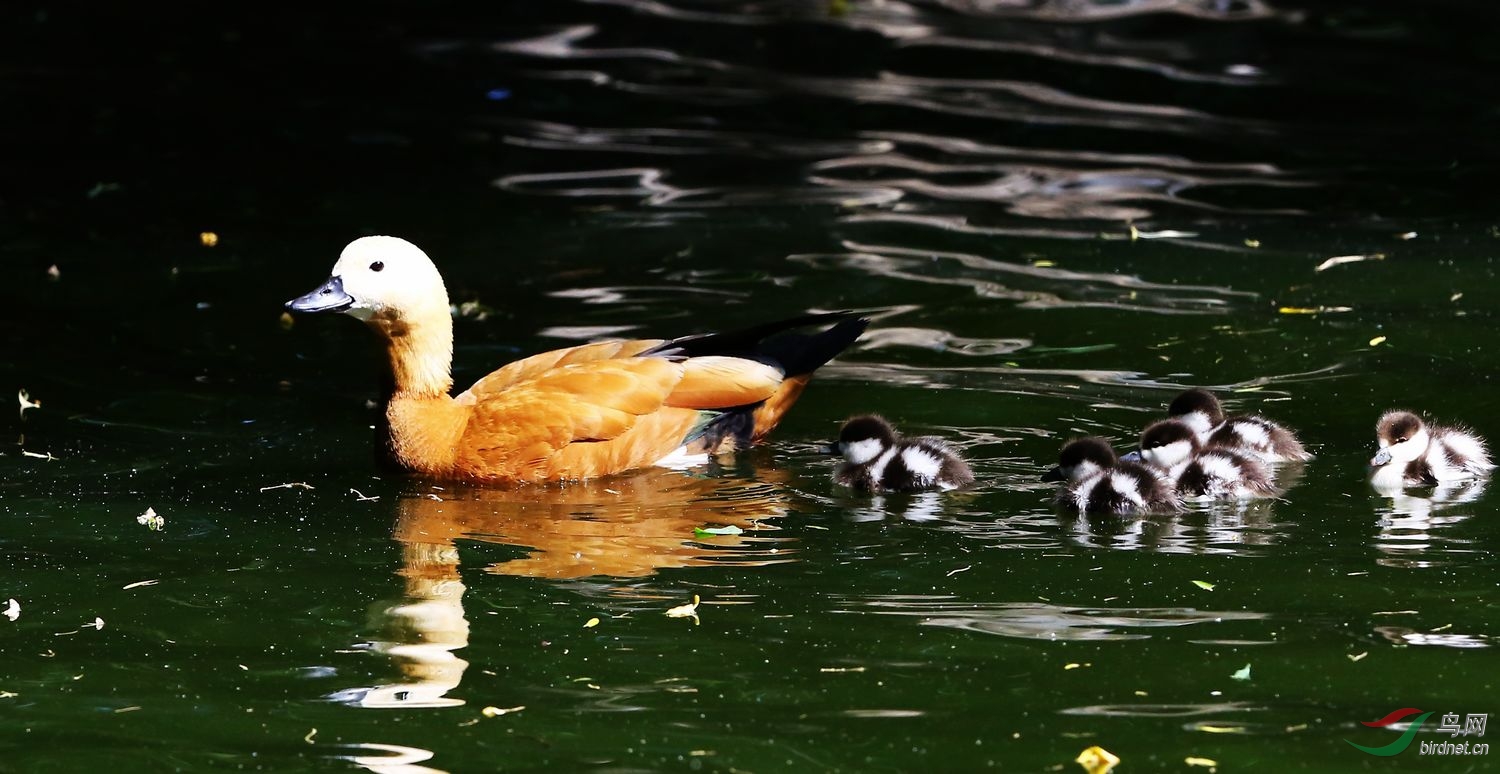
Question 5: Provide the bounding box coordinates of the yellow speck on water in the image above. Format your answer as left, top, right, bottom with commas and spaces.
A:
1192, 580, 1215, 591
1348, 651, 1369, 662
1185, 756, 1218, 768
1369, 335, 1387, 347
481, 705, 524, 717
199, 231, 219, 247
1033, 259, 1057, 268
304, 728, 317, 744
1075, 745, 1120, 774
1244, 238, 1261, 248
584, 617, 600, 629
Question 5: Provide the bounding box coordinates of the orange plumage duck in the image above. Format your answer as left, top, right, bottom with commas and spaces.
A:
286, 236, 868, 486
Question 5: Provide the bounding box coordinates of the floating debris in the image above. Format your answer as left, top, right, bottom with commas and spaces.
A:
1192, 580, 1216, 591
1397, 232, 1418, 240
1369, 336, 1387, 347
137, 507, 165, 531
584, 617, 600, 629
1185, 756, 1219, 768
304, 728, 317, 744
46, 265, 61, 281
1231, 663, 1252, 681
1278, 306, 1354, 315
1314, 253, 1384, 272
199, 231, 219, 247
1075, 745, 1120, 774
3, 599, 18, 622
693, 525, 742, 537
122, 580, 159, 590
86, 617, 104, 631
18, 389, 40, 419
278, 311, 295, 331
665, 595, 702, 624
1348, 651, 1368, 662
481, 705, 524, 717
259, 482, 314, 492
21, 450, 56, 461
349, 488, 379, 502
1244, 238, 1261, 248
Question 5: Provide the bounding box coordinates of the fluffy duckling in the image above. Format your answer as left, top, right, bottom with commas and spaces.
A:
286, 236, 868, 485
1370, 410, 1494, 489
831, 415, 974, 492
1138, 419, 1278, 499
1168, 388, 1311, 463
1043, 437, 1180, 514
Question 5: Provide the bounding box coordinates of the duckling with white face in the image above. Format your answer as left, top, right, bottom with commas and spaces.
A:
1043, 437, 1180, 514
1370, 410, 1493, 490
1138, 419, 1277, 500
831, 415, 974, 493
1168, 388, 1311, 463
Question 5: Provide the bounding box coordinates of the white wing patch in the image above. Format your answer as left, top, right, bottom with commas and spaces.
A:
900, 446, 944, 484
867, 446, 899, 484
1439, 431, 1494, 472
1108, 472, 1146, 509
652, 446, 711, 469
1230, 420, 1271, 451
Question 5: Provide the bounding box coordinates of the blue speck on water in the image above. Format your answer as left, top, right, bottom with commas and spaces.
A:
485, 88, 511, 101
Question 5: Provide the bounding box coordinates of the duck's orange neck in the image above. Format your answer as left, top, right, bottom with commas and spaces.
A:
368, 309, 455, 399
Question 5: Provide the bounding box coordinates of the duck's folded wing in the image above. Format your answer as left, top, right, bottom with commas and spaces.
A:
455, 356, 782, 482
461, 339, 666, 396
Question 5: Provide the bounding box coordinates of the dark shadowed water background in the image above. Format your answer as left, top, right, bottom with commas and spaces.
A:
4, 1, 1500, 771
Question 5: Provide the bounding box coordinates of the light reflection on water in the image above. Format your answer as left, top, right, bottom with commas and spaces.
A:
850, 596, 1268, 641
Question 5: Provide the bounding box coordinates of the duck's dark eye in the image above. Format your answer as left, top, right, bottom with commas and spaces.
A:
370, 261, 384, 272
1395, 436, 1407, 443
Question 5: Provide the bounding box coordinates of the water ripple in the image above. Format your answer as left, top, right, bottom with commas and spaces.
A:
850, 596, 1268, 641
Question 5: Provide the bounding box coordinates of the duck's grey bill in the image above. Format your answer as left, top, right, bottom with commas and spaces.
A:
1371, 448, 1392, 466
286, 276, 354, 313
1119, 450, 1143, 463
1041, 466, 1064, 482
822, 442, 842, 456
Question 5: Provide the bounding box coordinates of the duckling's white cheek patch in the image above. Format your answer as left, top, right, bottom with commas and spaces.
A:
843, 438, 884, 465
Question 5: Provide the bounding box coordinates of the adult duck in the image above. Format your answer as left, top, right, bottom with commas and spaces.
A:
287, 236, 867, 485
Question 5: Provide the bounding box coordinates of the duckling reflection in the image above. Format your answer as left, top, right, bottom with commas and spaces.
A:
1372, 476, 1486, 569
334, 468, 794, 712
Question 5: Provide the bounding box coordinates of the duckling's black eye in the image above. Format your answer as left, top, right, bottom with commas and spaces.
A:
1395, 436, 1407, 443
370, 261, 384, 272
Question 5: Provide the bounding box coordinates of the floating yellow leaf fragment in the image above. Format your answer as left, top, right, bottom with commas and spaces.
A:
0, 691, 19, 698
1369, 336, 1387, 347
278, 311, 295, 331
3, 599, 18, 622
481, 705, 524, 717
304, 728, 317, 744
1075, 745, 1120, 774
665, 595, 702, 623
1064, 663, 1087, 670
1033, 259, 1057, 268
1278, 306, 1353, 315
1348, 651, 1368, 662
1244, 238, 1261, 248
199, 231, 219, 247
1314, 253, 1384, 272
1185, 756, 1218, 768
1192, 580, 1215, 591
1451, 292, 1464, 302
1196, 724, 1248, 734
584, 617, 600, 629
18, 389, 40, 419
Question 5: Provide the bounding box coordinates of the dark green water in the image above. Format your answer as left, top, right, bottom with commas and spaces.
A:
4, 2, 1500, 771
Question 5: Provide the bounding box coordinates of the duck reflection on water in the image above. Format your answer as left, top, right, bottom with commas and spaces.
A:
330, 467, 795, 710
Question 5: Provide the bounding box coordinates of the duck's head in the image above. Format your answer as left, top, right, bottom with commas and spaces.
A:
1168, 388, 1224, 435
286, 236, 450, 324
1372, 410, 1429, 467
1043, 437, 1117, 482
830, 415, 898, 465
1139, 419, 1200, 469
